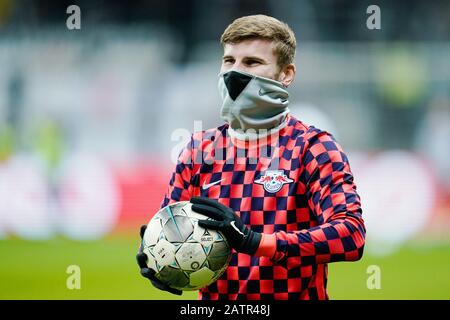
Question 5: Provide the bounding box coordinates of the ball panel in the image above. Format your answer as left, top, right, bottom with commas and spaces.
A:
189, 267, 215, 288
152, 238, 176, 267
175, 242, 207, 271
143, 217, 162, 247
192, 221, 215, 248
163, 215, 193, 243
207, 241, 232, 271
157, 266, 190, 289
157, 202, 188, 224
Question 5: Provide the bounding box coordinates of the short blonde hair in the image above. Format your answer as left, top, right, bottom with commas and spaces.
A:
221, 15, 296, 68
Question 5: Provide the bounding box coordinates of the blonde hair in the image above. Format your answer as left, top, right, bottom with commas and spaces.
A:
221, 15, 296, 68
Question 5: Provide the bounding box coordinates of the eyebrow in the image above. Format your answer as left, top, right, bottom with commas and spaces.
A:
222, 55, 267, 63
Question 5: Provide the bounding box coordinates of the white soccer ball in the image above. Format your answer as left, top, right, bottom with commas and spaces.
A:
141, 201, 231, 291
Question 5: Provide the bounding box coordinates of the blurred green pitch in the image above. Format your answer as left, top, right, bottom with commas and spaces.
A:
1, 235, 449, 300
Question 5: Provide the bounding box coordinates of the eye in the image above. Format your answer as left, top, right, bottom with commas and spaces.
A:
245, 59, 261, 66
223, 58, 235, 64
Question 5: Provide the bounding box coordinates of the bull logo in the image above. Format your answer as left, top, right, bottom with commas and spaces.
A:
255, 170, 293, 193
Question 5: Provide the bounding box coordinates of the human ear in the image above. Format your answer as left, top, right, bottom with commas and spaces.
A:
278, 64, 296, 87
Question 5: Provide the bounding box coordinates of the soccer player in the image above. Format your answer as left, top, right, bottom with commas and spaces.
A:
137, 14, 366, 300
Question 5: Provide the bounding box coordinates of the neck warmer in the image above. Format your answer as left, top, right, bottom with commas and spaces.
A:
218, 70, 290, 131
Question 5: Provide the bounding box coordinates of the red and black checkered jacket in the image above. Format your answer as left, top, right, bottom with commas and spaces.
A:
161, 114, 365, 300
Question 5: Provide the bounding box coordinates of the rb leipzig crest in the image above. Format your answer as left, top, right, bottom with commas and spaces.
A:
255, 170, 293, 193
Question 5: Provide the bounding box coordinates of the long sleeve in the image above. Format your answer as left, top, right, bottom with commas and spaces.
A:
257, 131, 366, 266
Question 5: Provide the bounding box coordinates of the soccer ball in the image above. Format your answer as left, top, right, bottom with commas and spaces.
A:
141, 201, 232, 291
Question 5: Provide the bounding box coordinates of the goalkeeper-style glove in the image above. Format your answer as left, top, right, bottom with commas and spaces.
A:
136, 225, 182, 296
190, 197, 262, 255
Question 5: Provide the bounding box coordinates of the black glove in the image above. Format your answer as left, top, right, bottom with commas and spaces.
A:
190, 197, 261, 255
136, 225, 182, 296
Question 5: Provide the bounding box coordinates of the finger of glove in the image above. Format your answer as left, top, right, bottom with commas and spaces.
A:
151, 278, 167, 290
142, 269, 182, 296
152, 281, 183, 296
167, 287, 183, 295
140, 225, 147, 238
140, 267, 158, 280
198, 219, 225, 231
190, 197, 230, 212
191, 203, 225, 221
136, 252, 149, 269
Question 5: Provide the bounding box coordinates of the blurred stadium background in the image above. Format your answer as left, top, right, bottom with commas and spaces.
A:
0, 0, 449, 299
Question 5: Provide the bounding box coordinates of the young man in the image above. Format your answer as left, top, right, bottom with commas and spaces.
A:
137, 14, 365, 300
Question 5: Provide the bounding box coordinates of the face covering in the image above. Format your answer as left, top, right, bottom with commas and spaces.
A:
218, 70, 290, 131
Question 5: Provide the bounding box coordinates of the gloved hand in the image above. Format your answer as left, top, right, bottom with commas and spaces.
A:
136, 225, 182, 296
190, 197, 261, 255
